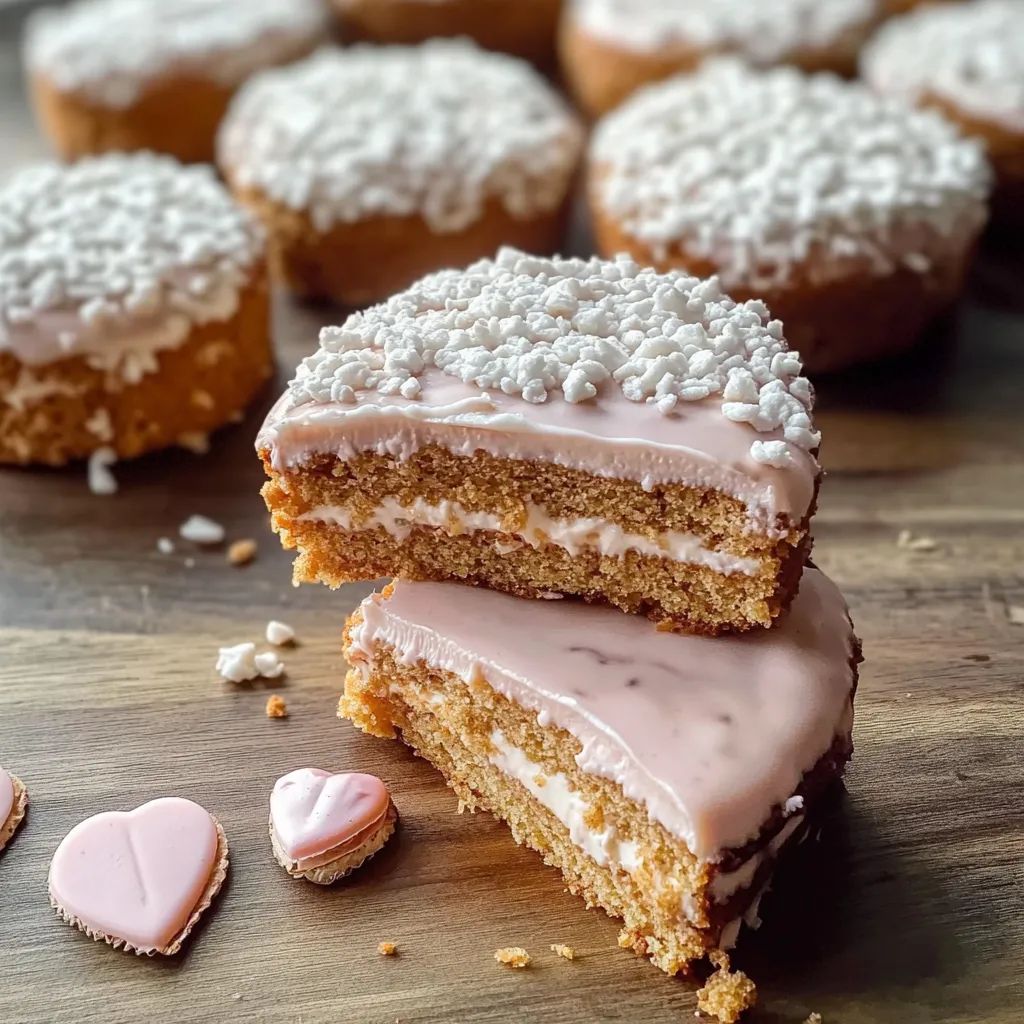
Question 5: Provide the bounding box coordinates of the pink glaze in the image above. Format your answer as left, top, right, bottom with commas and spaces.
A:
270, 769, 390, 861
347, 568, 856, 860
48, 797, 219, 953
259, 368, 818, 530
0, 768, 13, 825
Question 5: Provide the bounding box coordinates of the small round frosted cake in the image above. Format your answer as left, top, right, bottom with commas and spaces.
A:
0, 153, 271, 466
330, 0, 563, 65
217, 41, 583, 307
559, 0, 882, 117
862, 0, 1024, 226
23, 0, 328, 163
588, 60, 991, 372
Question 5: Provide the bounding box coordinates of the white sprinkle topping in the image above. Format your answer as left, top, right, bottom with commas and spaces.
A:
87, 446, 118, 495
254, 650, 285, 679
862, 0, 1024, 133
216, 642, 259, 683
25, 0, 328, 108
289, 247, 819, 463
266, 620, 296, 646
156, 537, 175, 555
573, 0, 877, 62
179, 514, 225, 545
218, 41, 583, 234
591, 60, 991, 291
0, 153, 263, 373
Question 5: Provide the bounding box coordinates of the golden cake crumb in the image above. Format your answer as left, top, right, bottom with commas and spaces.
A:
266, 694, 288, 718
227, 538, 258, 565
378, 941, 397, 956
550, 943, 575, 960
805, 1014, 822, 1024
696, 951, 757, 1023
494, 947, 531, 968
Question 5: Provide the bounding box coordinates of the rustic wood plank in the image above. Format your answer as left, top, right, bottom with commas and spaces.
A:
1, 38, 1023, 1024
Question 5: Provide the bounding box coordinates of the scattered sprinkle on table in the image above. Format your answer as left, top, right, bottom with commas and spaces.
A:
897, 529, 938, 552
87, 447, 118, 495
180, 514, 225, 545
156, 537, 175, 555
494, 947, 530, 968
266, 620, 296, 645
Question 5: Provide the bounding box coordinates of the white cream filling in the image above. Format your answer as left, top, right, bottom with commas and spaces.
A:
488, 729, 641, 873
708, 810, 805, 903
301, 497, 759, 576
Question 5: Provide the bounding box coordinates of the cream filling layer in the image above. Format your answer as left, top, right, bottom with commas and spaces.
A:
301, 497, 760, 576
488, 729, 641, 873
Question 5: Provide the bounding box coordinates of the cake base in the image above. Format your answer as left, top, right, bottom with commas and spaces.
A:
261, 444, 815, 635
226, 188, 570, 308
331, 0, 562, 65
559, 18, 870, 119
0, 271, 272, 466
341, 617, 854, 976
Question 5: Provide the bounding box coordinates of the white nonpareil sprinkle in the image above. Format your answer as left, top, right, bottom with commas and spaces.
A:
215, 643, 286, 683
254, 650, 285, 679
156, 537, 175, 555
179, 514, 225, 545
25, 0, 328, 108
218, 41, 583, 235
289, 248, 819, 464
87, 446, 117, 495
216, 642, 259, 683
591, 60, 991, 291
0, 153, 263, 370
574, 0, 877, 63
266, 620, 296, 646
862, 0, 1024, 133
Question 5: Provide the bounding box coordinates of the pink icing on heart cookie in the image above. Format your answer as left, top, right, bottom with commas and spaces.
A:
271, 769, 390, 861
48, 797, 228, 955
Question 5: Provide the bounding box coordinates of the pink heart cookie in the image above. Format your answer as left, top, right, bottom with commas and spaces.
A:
0, 767, 28, 852
48, 797, 228, 955
269, 769, 396, 885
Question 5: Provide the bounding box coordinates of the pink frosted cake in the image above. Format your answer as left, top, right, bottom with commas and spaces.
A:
257, 249, 822, 635
340, 566, 860, 982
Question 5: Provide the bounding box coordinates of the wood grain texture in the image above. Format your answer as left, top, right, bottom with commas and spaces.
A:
1, 42, 1024, 1024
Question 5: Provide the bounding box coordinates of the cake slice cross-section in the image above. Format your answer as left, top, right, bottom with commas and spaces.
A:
258, 249, 821, 635
340, 567, 860, 978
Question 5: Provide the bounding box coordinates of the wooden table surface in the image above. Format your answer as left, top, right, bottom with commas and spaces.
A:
2, 40, 1024, 1024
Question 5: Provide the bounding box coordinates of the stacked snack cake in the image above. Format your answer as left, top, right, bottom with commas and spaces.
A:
258, 250, 861, 1016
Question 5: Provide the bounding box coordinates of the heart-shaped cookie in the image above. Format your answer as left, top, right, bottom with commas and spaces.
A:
269, 769, 396, 885
48, 797, 228, 955
0, 767, 28, 853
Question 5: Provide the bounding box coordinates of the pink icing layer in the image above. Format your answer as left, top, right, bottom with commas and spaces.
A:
270, 768, 390, 862
259, 368, 818, 528
48, 797, 219, 953
0, 768, 13, 825
348, 568, 856, 860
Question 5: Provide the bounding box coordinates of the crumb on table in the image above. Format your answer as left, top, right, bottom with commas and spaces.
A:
227, 538, 258, 565
696, 951, 757, 1023
494, 947, 531, 968
550, 943, 575, 960
378, 941, 397, 956
805, 1014, 822, 1024
266, 694, 288, 719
